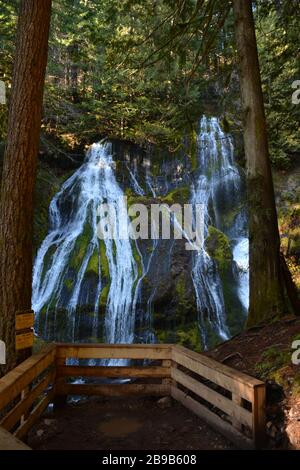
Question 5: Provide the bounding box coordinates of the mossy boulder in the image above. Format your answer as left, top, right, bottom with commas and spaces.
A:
205, 226, 232, 271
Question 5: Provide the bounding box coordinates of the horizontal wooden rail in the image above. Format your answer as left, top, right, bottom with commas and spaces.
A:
55, 343, 172, 400
56, 383, 170, 397
0, 345, 56, 440
0, 345, 55, 411
56, 343, 172, 360
0, 343, 265, 450
171, 345, 266, 449
57, 365, 170, 378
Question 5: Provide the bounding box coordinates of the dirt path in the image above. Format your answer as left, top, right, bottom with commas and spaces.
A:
28, 396, 234, 450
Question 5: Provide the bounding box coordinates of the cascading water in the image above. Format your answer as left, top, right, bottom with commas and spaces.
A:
33, 116, 248, 354
191, 116, 248, 348
32, 142, 139, 348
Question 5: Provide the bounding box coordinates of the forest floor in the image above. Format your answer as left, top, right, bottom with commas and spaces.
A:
207, 315, 300, 449
27, 396, 234, 450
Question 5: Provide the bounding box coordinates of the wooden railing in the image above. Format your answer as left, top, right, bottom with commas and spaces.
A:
55, 343, 172, 399
0, 343, 265, 450
0, 345, 56, 441
171, 345, 265, 449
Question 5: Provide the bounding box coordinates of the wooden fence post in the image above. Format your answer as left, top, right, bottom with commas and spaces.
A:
53, 355, 67, 409
253, 384, 266, 449
162, 360, 172, 391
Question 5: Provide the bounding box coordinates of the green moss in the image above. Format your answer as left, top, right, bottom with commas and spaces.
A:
205, 226, 232, 271
64, 278, 74, 291
69, 222, 92, 270
99, 284, 110, 308
86, 248, 99, 275
176, 322, 202, 352
188, 128, 198, 171
160, 186, 190, 205
125, 187, 134, 199
176, 274, 185, 297
99, 240, 110, 279
127, 194, 149, 209
200, 316, 224, 349
220, 203, 245, 231
254, 346, 291, 380
221, 116, 232, 134
156, 329, 168, 343
175, 273, 195, 317
155, 328, 178, 344
132, 242, 143, 278
221, 274, 246, 336
151, 162, 160, 177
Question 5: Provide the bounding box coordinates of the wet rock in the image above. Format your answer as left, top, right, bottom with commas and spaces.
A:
266, 420, 286, 447
157, 396, 172, 409
44, 419, 56, 426
266, 380, 285, 404
36, 429, 44, 438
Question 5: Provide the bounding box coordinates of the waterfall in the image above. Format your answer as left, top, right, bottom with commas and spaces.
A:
32, 142, 139, 347
32, 117, 248, 353
191, 116, 248, 348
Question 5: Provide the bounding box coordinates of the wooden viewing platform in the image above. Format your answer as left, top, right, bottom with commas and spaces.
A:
0, 343, 266, 450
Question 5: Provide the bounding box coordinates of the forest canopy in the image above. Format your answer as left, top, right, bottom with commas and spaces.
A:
0, 0, 299, 165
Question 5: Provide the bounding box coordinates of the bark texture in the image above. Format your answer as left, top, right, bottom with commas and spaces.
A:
233, 0, 285, 326
0, 0, 52, 373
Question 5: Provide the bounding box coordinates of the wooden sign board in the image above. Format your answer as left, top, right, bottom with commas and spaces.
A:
16, 331, 34, 351
16, 311, 34, 331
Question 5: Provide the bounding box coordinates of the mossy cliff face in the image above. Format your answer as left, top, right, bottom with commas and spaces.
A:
126, 186, 200, 350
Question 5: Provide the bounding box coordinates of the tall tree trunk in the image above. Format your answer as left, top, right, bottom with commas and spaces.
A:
0, 0, 52, 374
232, 0, 285, 326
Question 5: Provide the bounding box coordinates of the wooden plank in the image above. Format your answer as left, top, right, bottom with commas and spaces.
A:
0, 345, 56, 410
232, 393, 243, 432
56, 383, 170, 397
172, 346, 258, 402
15, 331, 34, 351
162, 360, 171, 367
20, 385, 30, 425
57, 365, 170, 379
0, 426, 31, 450
171, 367, 252, 429
171, 386, 254, 450
174, 346, 263, 387
1, 370, 55, 432
56, 344, 172, 360
53, 357, 66, 409
253, 384, 266, 449
16, 312, 34, 331
14, 389, 54, 440
57, 343, 171, 349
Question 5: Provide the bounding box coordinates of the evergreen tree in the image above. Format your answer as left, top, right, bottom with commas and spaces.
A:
0, 0, 52, 373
